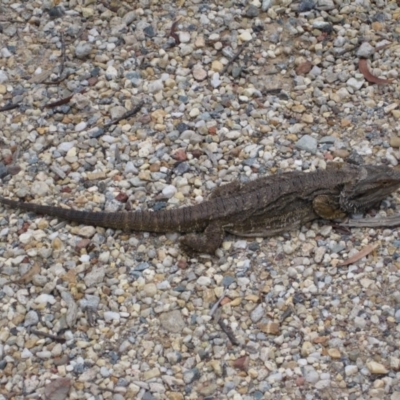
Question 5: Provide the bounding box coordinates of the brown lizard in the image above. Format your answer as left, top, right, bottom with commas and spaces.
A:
1, 162, 400, 254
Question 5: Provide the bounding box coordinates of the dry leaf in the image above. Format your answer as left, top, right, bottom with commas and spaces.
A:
10, 262, 41, 284
359, 59, 393, 85
62, 269, 77, 284
339, 243, 379, 266
295, 61, 313, 75
44, 377, 71, 400
233, 355, 249, 371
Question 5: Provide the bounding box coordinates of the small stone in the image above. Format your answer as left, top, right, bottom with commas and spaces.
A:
295, 135, 318, 154
0, 84, 6, 94
245, 5, 260, 18
75, 42, 92, 58
179, 32, 191, 43
103, 311, 121, 322
160, 310, 185, 333
110, 106, 127, 120
303, 366, 319, 383
250, 304, 264, 323
167, 394, 183, 400
301, 341, 314, 357
298, 0, 315, 11
192, 65, 207, 81
75, 122, 87, 132
31, 181, 50, 197
143, 368, 161, 380
366, 361, 388, 374
84, 267, 105, 287
347, 77, 364, 90
183, 368, 200, 384
21, 348, 33, 358
357, 42, 375, 58
316, 0, 334, 10
345, 365, 358, 376
262, 0, 273, 11
148, 79, 163, 93
328, 348, 341, 359
162, 185, 177, 199
143, 283, 157, 297
197, 276, 211, 286
24, 310, 39, 327
77, 226, 96, 238
239, 31, 252, 42
189, 108, 200, 117
81, 7, 94, 17
35, 294, 56, 305
258, 322, 280, 335
122, 11, 136, 25
100, 366, 111, 378
106, 65, 118, 79
211, 60, 224, 72
0, 70, 8, 83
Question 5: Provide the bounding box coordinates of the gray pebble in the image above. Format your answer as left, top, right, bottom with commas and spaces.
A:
160, 310, 185, 333
262, 0, 273, 11
250, 304, 264, 323
245, 5, 260, 18
295, 135, 318, 154
24, 310, 39, 327
316, 0, 335, 10
75, 42, 93, 58
183, 368, 201, 384
357, 42, 375, 58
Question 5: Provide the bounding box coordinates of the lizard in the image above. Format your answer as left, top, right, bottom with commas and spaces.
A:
1, 162, 400, 254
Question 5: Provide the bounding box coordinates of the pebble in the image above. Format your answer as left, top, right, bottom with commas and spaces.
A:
367, 361, 388, 374
357, 42, 375, 58
295, 135, 318, 154
192, 65, 207, 81
159, 310, 185, 333
75, 42, 92, 58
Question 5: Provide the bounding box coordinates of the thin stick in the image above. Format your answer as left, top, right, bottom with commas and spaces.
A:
218, 319, 239, 345
209, 289, 226, 317
29, 328, 66, 343
221, 41, 250, 76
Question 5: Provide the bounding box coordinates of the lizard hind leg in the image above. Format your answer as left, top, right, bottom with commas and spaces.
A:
313, 195, 346, 220
180, 221, 225, 254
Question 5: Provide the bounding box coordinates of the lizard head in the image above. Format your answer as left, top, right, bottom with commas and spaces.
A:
340, 164, 400, 214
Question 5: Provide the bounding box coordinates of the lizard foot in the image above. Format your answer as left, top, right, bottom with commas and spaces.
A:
180, 222, 224, 254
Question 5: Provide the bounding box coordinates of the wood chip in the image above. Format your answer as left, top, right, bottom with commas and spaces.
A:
10, 262, 41, 284
339, 243, 379, 266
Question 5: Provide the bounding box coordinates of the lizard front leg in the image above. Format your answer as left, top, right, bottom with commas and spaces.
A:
180, 221, 225, 254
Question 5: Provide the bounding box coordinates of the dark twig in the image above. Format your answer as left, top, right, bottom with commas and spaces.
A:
59, 33, 66, 77
0, 103, 20, 112
42, 71, 71, 85
44, 88, 86, 109
209, 290, 226, 317
218, 319, 239, 346
29, 328, 66, 343
103, 101, 145, 132
221, 41, 250, 76
170, 19, 180, 45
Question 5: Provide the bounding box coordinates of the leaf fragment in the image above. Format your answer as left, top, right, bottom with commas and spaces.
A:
358, 59, 393, 85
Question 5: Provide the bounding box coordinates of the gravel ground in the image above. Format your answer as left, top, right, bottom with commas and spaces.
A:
1, 0, 400, 399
